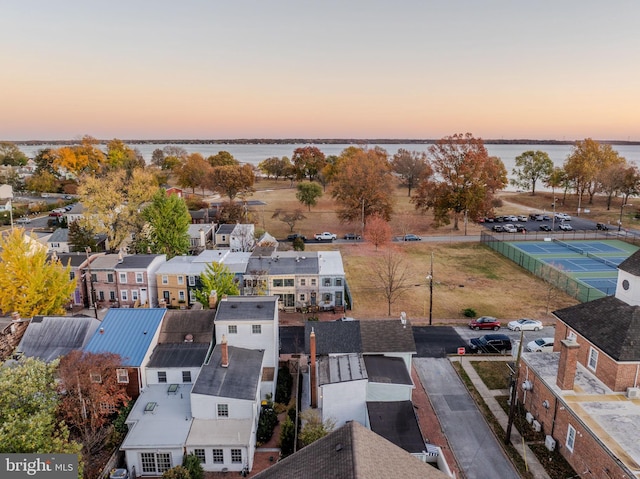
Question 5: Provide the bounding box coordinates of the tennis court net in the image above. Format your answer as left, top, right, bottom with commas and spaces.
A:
585, 252, 619, 269
552, 239, 585, 255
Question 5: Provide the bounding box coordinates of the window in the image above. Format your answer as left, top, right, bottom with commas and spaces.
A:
335, 278, 343, 287
336, 291, 343, 306
300, 278, 306, 286
231, 449, 242, 463
157, 371, 167, 383
156, 453, 171, 473
119, 273, 127, 283
179, 291, 185, 302
91, 273, 97, 283
588, 347, 598, 371
323, 278, 331, 287
284, 278, 294, 287
217, 404, 229, 417
178, 275, 184, 285
107, 273, 114, 283
212, 449, 224, 464
189, 290, 196, 302
272, 279, 283, 287
567, 330, 577, 341
70, 271, 75, 280
566, 424, 576, 452
141, 453, 156, 473
132, 290, 139, 301
182, 371, 192, 383
193, 449, 205, 463
90, 372, 102, 383
311, 278, 317, 286
252, 325, 262, 334
300, 294, 306, 301
136, 272, 144, 283
109, 291, 116, 301
188, 275, 196, 286
162, 275, 168, 285
116, 368, 129, 384
121, 290, 128, 302
99, 291, 105, 301
228, 325, 238, 334
100, 402, 117, 414
323, 293, 332, 302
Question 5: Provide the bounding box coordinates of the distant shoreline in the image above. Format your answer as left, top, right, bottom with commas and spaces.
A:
7, 138, 640, 146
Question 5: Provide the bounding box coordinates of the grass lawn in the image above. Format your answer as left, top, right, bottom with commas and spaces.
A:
470, 361, 512, 390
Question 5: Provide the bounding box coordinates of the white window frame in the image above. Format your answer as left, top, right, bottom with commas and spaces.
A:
188, 275, 196, 286
567, 330, 577, 341
588, 347, 598, 371
90, 372, 102, 383
136, 272, 144, 284
311, 278, 317, 286
162, 275, 168, 285
300, 278, 306, 286
217, 403, 229, 418
158, 371, 167, 383
121, 290, 128, 302
179, 290, 185, 302
119, 272, 127, 283
116, 368, 129, 384
252, 324, 262, 334
177, 275, 184, 285
228, 325, 238, 334
231, 449, 242, 463
193, 448, 205, 463
566, 424, 576, 452
132, 290, 139, 302
182, 371, 192, 383
212, 449, 224, 464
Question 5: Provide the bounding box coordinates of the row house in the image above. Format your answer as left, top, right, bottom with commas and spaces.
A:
82, 253, 166, 308
51, 252, 90, 307
215, 223, 255, 252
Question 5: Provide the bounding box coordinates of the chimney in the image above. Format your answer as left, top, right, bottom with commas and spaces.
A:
199, 228, 206, 247
117, 250, 123, 263
556, 338, 581, 390
209, 290, 218, 309
310, 328, 317, 408
221, 334, 229, 368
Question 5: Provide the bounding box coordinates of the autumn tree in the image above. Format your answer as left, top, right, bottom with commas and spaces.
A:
598, 161, 629, 210
545, 167, 567, 204
412, 133, 507, 231
207, 150, 239, 167
258, 156, 292, 181
105, 138, 145, 172
0, 228, 75, 317
0, 141, 27, 166
272, 208, 306, 232
299, 409, 335, 447
620, 165, 640, 205
77, 168, 158, 252
390, 148, 432, 196
0, 357, 82, 462
296, 181, 323, 211
131, 189, 191, 259
372, 248, 414, 316
331, 147, 394, 224
364, 214, 392, 250
564, 139, 616, 209
215, 201, 246, 224
162, 145, 188, 171
292, 146, 326, 181
206, 164, 255, 201
174, 153, 211, 195
54, 135, 104, 176
33, 148, 60, 177
57, 351, 130, 469
25, 170, 59, 193
511, 150, 553, 195
194, 262, 240, 307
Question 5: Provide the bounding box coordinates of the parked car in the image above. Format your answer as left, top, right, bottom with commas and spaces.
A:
16, 217, 31, 224
492, 225, 505, 232
505, 215, 518, 222
515, 224, 527, 232
468, 316, 501, 331
535, 214, 545, 221
287, 233, 306, 241
526, 337, 555, 353
508, 318, 543, 331
596, 223, 610, 230
539, 225, 551, 232
314, 232, 337, 241
49, 211, 63, 217
503, 223, 517, 233
344, 233, 361, 240
468, 334, 512, 354
403, 234, 422, 241
517, 215, 528, 222
559, 223, 573, 231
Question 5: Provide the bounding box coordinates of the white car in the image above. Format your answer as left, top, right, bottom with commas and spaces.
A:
526, 337, 554, 353
503, 223, 517, 233
517, 215, 528, 222
559, 223, 573, 231
16, 217, 31, 224
314, 232, 337, 241
507, 318, 543, 331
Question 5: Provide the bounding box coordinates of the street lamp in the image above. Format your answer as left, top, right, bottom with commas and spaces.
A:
426, 252, 434, 326
619, 203, 634, 232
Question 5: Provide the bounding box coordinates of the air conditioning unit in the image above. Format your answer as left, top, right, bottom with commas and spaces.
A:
522, 380, 533, 391
532, 420, 541, 432
525, 412, 534, 424
545, 435, 556, 451
626, 387, 640, 399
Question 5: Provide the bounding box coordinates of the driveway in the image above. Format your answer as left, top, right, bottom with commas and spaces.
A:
414, 358, 519, 479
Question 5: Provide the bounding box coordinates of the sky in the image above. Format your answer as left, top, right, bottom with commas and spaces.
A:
1, 1, 639, 141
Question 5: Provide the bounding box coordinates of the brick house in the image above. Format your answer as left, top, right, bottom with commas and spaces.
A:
516, 250, 640, 478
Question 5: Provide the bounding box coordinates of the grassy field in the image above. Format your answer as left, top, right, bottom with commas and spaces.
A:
241, 179, 579, 324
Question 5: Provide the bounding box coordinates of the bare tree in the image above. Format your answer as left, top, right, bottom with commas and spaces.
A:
272, 208, 306, 232
372, 248, 414, 316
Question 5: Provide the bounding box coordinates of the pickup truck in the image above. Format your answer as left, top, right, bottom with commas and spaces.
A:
314, 232, 337, 241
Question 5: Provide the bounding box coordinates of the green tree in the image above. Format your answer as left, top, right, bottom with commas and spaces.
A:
390, 148, 432, 197
68, 220, 98, 253
0, 141, 27, 166
207, 150, 239, 167
331, 147, 394, 224
299, 409, 335, 447
412, 133, 507, 231
105, 138, 145, 172
182, 453, 204, 479
296, 182, 323, 211
0, 357, 83, 468
0, 228, 75, 317
258, 156, 291, 180
292, 146, 326, 181
136, 189, 191, 259
278, 416, 296, 457
206, 164, 255, 201
511, 150, 553, 195
194, 262, 240, 308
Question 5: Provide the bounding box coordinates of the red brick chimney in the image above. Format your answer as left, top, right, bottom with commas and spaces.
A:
221, 334, 229, 368
556, 338, 581, 390
310, 328, 317, 408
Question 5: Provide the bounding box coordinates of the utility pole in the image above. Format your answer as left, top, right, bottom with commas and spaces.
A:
505, 329, 524, 445
85, 247, 98, 320
426, 252, 434, 326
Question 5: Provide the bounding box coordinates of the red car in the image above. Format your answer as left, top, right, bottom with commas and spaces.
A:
468, 316, 501, 331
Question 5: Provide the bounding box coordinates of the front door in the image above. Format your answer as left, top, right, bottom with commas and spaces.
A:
140, 288, 148, 306
310, 291, 317, 305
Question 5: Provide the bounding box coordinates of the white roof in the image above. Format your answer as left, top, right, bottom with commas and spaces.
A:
186, 418, 253, 447
121, 384, 192, 449
155, 250, 251, 276
317, 251, 345, 276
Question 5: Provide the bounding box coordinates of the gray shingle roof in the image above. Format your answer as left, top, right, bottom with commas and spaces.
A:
246, 255, 319, 275
360, 320, 417, 354
618, 249, 640, 276
215, 296, 277, 322
252, 420, 447, 479
367, 401, 426, 454
147, 343, 209, 368
48, 228, 69, 243
52, 252, 88, 268
115, 254, 164, 269
158, 309, 215, 343
192, 345, 263, 400
304, 321, 362, 354
553, 295, 640, 361
362, 355, 412, 385
216, 224, 235, 235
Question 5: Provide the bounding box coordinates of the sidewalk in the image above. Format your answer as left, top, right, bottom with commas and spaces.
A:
451, 356, 551, 479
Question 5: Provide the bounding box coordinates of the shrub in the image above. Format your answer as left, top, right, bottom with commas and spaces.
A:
162, 466, 190, 479
463, 308, 477, 318
278, 416, 296, 456
293, 237, 305, 251
257, 405, 279, 444
182, 453, 203, 479
275, 366, 293, 404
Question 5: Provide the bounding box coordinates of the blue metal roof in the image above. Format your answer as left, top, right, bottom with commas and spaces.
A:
83, 308, 166, 367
